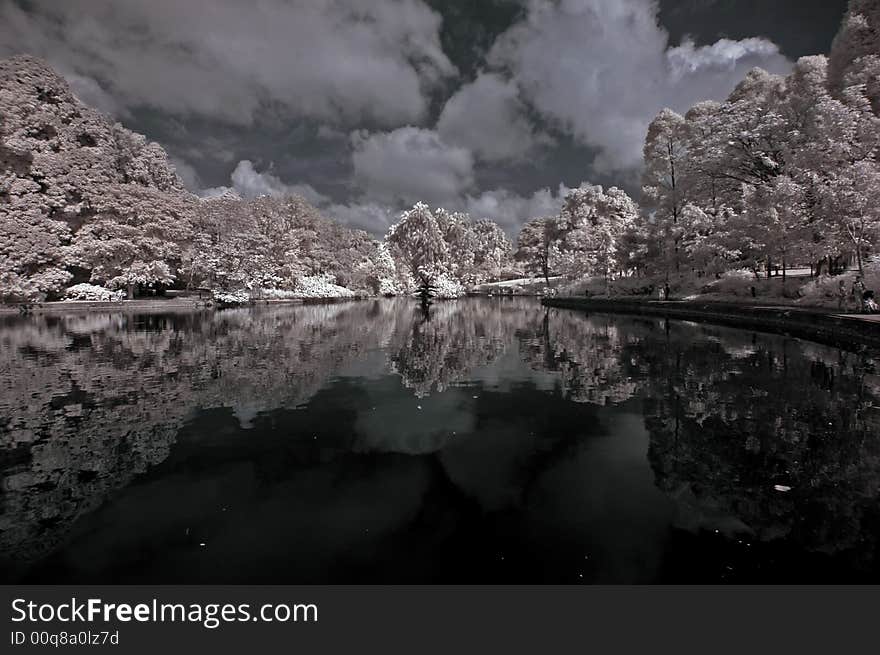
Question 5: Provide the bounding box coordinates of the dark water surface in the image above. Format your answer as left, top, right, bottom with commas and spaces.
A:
2, 298, 880, 584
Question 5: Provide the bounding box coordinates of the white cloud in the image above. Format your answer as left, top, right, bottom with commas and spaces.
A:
201, 160, 330, 205
286, 183, 331, 208
323, 185, 569, 238
63, 71, 127, 118
437, 73, 551, 162
169, 157, 203, 191
351, 127, 475, 205
463, 185, 571, 235
489, 0, 792, 172
0, 0, 455, 126
324, 203, 398, 236
230, 160, 329, 204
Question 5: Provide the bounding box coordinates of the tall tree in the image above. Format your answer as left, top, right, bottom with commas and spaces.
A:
69, 186, 196, 297
0, 55, 194, 301
554, 185, 639, 285
515, 217, 557, 284
642, 109, 689, 278
471, 219, 513, 283
829, 0, 880, 114
386, 202, 449, 286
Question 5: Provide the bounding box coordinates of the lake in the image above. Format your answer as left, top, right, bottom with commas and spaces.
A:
1, 297, 880, 583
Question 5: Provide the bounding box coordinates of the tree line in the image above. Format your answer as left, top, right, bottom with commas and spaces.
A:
516, 0, 880, 288
2, 1, 878, 303
0, 55, 516, 302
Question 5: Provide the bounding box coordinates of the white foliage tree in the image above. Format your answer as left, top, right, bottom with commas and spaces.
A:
386, 202, 449, 288
554, 184, 639, 284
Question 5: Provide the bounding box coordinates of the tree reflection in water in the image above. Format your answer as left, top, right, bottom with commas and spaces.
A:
1, 298, 879, 582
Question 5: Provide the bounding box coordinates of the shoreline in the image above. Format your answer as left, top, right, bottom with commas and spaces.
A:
0, 294, 540, 315
542, 296, 880, 351
0, 296, 372, 315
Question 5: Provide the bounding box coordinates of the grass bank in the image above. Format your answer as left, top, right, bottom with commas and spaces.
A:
0, 296, 376, 315
542, 296, 880, 351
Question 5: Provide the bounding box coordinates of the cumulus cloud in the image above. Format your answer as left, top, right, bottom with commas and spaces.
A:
324, 203, 399, 237
323, 185, 569, 238
201, 160, 330, 205
0, 0, 455, 126
351, 127, 475, 205
437, 73, 551, 162
230, 161, 330, 204
463, 185, 571, 235
1, 0, 804, 233
489, 0, 792, 172
63, 71, 127, 119
169, 157, 203, 192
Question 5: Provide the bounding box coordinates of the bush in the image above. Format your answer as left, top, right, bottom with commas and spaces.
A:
431, 273, 466, 299
562, 275, 666, 298
259, 288, 300, 300
703, 269, 758, 297
212, 289, 251, 305
294, 274, 356, 299
63, 283, 125, 302
377, 278, 399, 297
798, 275, 844, 305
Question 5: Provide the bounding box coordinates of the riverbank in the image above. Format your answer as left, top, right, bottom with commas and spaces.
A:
0, 296, 373, 315
542, 296, 880, 351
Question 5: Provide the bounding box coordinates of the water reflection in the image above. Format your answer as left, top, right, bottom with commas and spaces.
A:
1, 298, 879, 583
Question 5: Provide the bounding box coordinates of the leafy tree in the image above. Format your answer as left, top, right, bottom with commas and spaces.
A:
0, 55, 194, 300
829, 0, 880, 114
515, 217, 557, 284
471, 219, 513, 283
68, 186, 196, 297
386, 202, 449, 286
642, 109, 689, 278
554, 184, 639, 285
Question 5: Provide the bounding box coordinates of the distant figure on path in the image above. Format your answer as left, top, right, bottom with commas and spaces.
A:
837, 279, 848, 311
853, 276, 866, 312
664, 282, 671, 301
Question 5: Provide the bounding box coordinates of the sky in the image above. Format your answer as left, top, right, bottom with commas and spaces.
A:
0, 0, 849, 236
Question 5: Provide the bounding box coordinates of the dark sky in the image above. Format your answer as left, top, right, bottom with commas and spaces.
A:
0, 0, 850, 235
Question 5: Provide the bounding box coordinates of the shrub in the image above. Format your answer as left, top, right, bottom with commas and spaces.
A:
259, 288, 300, 300
294, 274, 356, 299
63, 283, 125, 302
212, 289, 251, 305
704, 269, 758, 297
431, 273, 466, 299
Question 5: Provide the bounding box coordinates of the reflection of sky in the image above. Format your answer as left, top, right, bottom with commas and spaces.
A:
521, 411, 673, 583
353, 377, 477, 455
21, 377, 676, 583
465, 343, 560, 394
4, 299, 880, 583
349, 342, 561, 456
333, 348, 389, 381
